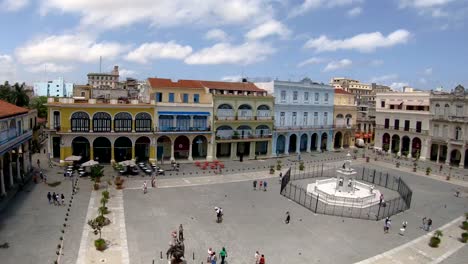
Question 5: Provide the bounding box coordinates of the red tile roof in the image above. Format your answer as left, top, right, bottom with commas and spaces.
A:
334, 88, 353, 95
148, 78, 266, 92
0, 100, 29, 119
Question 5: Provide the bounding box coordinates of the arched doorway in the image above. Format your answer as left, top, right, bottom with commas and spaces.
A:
411, 137, 422, 159
391, 135, 400, 154
430, 144, 439, 161
300, 134, 308, 152
321, 132, 328, 151
114, 137, 132, 162
334, 131, 342, 149
157, 136, 171, 160
402, 136, 410, 156
289, 134, 297, 153
72, 136, 90, 162
439, 145, 447, 162
174, 136, 190, 159
192, 135, 208, 159
382, 133, 390, 152
276, 135, 286, 154
465, 149, 468, 168
135, 136, 151, 162
450, 149, 461, 166
343, 132, 351, 148
93, 137, 111, 163
310, 133, 318, 151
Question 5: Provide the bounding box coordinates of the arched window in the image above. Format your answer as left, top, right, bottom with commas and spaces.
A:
345, 114, 352, 126
53, 111, 61, 129
257, 105, 270, 118
444, 104, 450, 117
455, 127, 462, 140
135, 112, 152, 132
71, 112, 90, 132
92, 112, 111, 132
114, 112, 132, 132
435, 104, 440, 116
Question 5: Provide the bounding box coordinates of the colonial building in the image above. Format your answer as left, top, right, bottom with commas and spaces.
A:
333, 89, 356, 149
0, 100, 36, 197
374, 89, 431, 160
429, 85, 467, 168
87, 66, 120, 89
147, 78, 214, 161
210, 80, 274, 160
256, 78, 334, 155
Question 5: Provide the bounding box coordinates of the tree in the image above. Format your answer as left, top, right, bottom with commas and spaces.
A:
0, 82, 30, 106
29, 96, 48, 118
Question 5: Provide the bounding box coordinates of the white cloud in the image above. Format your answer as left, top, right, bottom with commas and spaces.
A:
323, 59, 352, 72
205, 29, 228, 42
370, 59, 384, 66
419, 77, 427, 84
0, 54, 16, 82
389, 82, 409, 91
1, 0, 29, 11
221, 75, 242, 82
245, 20, 291, 40
185, 42, 275, 65
297, 57, 326, 67
369, 74, 398, 83
347, 7, 362, 17
424, 67, 433, 75
15, 34, 127, 65
41, 0, 273, 30
125, 41, 192, 64
399, 0, 454, 8
304, 29, 411, 53
289, 0, 363, 17
26, 63, 73, 73
119, 69, 137, 77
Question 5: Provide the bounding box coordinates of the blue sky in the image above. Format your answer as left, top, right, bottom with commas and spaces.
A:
0, 0, 467, 91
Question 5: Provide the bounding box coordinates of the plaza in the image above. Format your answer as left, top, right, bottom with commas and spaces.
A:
0, 147, 467, 264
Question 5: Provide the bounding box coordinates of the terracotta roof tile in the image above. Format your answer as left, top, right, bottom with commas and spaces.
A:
148, 78, 204, 89
147, 77, 267, 92
0, 100, 29, 119
334, 88, 353, 95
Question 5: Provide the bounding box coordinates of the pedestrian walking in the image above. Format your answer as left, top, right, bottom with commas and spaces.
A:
285, 211, 290, 224
259, 181, 263, 189
399, 221, 408, 236
421, 217, 427, 230
61, 193, 65, 205
210, 251, 217, 264
219, 247, 227, 264
56, 193, 60, 205
43, 173, 47, 184
40, 171, 44, 182
47, 192, 52, 204
253, 180, 257, 190
279, 172, 283, 183
427, 218, 432, 231
143, 181, 147, 194
255, 251, 260, 264
439, 164, 443, 172
379, 193, 384, 206
151, 176, 156, 188
178, 224, 184, 241
259, 254, 265, 264
384, 217, 391, 233
37, 159, 40, 168
263, 180, 267, 191
207, 248, 213, 263
52, 192, 57, 205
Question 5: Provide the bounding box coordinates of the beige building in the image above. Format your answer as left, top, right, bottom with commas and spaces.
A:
374, 90, 431, 160
333, 89, 356, 148
87, 65, 119, 89
429, 85, 467, 168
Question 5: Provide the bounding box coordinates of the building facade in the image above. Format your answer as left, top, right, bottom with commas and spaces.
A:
33, 77, 73, 97
87, 66, 119, 89
333, 89, 356, 149
256, 78, 334, 156
429, 85, 468, 168
0, 100, 36, 196
374, 91, 431, 160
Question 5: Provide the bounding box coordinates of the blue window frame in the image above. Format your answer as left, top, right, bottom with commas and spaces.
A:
183, 93, 189, 103
155, 92, 162, 102
168, 93, 175, 103
193, 94, 199, 103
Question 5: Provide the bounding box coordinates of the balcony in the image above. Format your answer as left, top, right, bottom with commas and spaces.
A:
0, 130, 33, 155
433, 115, 468, 122
333, 124, 356, 130
215, 130, 272, 141
215, 115, 273, 121
157, 126, 211, 133
275, 125, 333, 131
375, 125, 429, 135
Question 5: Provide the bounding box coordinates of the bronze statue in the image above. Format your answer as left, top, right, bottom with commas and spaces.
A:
166, 231, 185, 264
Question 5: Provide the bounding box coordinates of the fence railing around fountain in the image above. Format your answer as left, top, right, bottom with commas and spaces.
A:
280, 164, 413, 221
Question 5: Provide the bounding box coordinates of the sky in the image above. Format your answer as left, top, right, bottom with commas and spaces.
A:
0, 0, 467, 91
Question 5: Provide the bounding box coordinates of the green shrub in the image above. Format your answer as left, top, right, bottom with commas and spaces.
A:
94, 238, 106, 251
299, 161, 305, 171
461, 232, 468, 243
47, 181, 61, 187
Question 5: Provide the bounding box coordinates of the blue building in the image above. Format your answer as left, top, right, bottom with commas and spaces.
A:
256, 78, 334, 156
33, 77, 73, 97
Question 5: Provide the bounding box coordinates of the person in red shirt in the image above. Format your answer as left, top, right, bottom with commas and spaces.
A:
259, 254, 265, 264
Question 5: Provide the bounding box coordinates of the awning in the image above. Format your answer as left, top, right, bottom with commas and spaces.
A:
119, 160, 136, 166
65, 155, 82, 161
158, 111, 210, 116
81, 160, 99, 167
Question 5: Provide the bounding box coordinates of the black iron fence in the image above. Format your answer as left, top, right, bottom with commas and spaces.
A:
280, 164, 412, 220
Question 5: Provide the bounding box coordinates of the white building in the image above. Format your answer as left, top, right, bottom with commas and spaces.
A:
429, 85, 467, 168
374, 90, 431, 160
33, 77, 73, 97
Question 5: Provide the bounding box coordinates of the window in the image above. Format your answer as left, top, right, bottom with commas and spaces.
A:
168, 93, 175, 103
193, 116, 207, 129
314, 112, 318, 125
443, 125, 448, 137
53, 111, 60, 129
435, 104, 440, 116
323, 112, 328, 126
280, 91, 286, 102
193, 94, 200, 103
456, 105, 463, 117
444, 104, 450, 117
81, 91, 85, 97
280, 112, 285, 126
303, 112, 308, 126
304, 92, 309, 102
433, 124, 439, 137
155, 92, 162, 102
384, 118, 390, 129
92, 112, 111, 132
324, 93, 329, 102
315, 93, 319, 102
416, 121, 422, 133
135, 112, 152, 132
114, 112, 132, 132
71, 111, 90, 132
404, 120, 410, 131
293, 91, 298, 101
183, 93, 189, 103
158, 116, 174, 131
394, 119, 399, 130
292, 112, 297, 126
381, 100, 385, 108
455, 127, 462, 140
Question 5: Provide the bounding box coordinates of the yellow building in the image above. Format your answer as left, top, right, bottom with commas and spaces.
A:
333, 89, 357, 148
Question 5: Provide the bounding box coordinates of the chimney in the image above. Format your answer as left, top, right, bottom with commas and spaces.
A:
112, 65, 119, 75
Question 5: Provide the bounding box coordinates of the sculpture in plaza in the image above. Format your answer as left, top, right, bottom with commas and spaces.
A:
166, 230, 185, 264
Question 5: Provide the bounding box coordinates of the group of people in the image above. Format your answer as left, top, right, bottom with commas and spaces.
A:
255, 251, 266, 264
142, 177, 157, 194
422, 217, 433, 231
47, 192, 65, 206
253, 180, 268, 191
207, 247, 227, 264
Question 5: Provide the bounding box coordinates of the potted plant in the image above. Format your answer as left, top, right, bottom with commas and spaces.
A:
299, 161, 305, 171
429, 230, 443, 248
366, 156, 370, 163
461, 232, 468, 243
462, 213, 468, 231
269, 165, 275, 174
276, 160, 282, 171
94, 238, 106, 251
232, 131, 240, 139
402, 151, 409, 159
396, 162, 400, 168
114, 176, 124, 189
426, 167, 432, 176
413, 162, 418, 172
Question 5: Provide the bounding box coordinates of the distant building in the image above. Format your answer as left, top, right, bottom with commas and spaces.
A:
87, 66, 119, 89
33, 77, 73, 97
